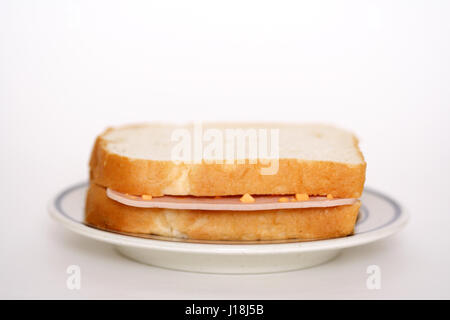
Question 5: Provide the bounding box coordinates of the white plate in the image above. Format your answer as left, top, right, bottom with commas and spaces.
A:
48, 182, 408, 274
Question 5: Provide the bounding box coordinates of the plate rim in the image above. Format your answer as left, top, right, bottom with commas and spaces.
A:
48, 182, 409, 254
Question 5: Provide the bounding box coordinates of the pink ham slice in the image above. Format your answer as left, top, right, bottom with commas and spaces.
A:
107, 188, 358, 211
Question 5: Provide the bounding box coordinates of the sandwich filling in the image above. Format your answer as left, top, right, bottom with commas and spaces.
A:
107, 188, 358, 211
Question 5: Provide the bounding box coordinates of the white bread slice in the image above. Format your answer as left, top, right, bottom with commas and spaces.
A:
85, 183, 360, 241
89, 123, 366, 198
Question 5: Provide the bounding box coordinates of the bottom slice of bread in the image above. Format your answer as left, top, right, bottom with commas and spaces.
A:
85, 183, 361, 241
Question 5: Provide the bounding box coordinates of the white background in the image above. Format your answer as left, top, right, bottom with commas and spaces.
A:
1, 0, 449, 299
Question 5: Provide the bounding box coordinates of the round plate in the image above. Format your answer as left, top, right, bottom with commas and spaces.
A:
48, 182, 408, 274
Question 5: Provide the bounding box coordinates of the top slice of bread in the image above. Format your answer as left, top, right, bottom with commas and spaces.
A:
89, 123, 366, 198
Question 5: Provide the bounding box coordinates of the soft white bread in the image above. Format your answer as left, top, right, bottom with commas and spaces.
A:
89, 123, 366, 198
85, 183, 360, 241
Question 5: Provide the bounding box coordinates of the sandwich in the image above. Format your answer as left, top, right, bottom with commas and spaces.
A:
85, 123, 366, 241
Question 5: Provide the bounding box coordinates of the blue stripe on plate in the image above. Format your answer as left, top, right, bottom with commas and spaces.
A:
55, 182, 402, 237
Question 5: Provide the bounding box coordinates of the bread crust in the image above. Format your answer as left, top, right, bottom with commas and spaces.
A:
85, 183, 360, 241
89, 127, 366, 198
